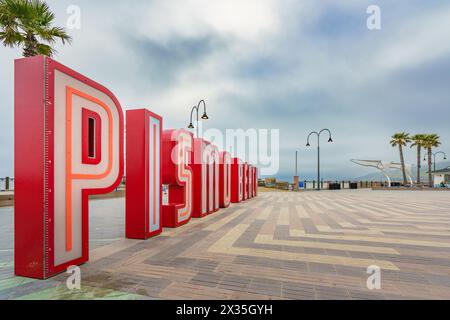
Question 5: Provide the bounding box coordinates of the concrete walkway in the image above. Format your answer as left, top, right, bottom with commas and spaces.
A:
1, 190, 450, 300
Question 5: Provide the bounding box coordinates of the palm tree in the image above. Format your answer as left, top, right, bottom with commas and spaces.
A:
422, 134, 441, 188
410, 134, 426, 185
390, 132, 411, 186
0, 0, 71, 57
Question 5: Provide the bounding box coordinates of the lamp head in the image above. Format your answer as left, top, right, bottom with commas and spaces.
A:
201, 113, 209, 120
328, 137, 333, 143
306, 142, 311, 147
188, 123, 194, 129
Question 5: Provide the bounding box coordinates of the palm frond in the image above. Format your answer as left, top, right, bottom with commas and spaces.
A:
0, 27, 25, 46
37, 25, 71, 44
30, 0, 54, 26
36, 41, 54, 56
1, 0, 71, 57
410, 134, 426, 148
422, 134, 442, 148
3, 0, 29, 19
390, 132, 411, 147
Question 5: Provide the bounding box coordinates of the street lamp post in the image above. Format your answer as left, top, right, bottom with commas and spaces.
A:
188, 100, 209, 138
424, 151, 447, 172
306, 129, 333, 191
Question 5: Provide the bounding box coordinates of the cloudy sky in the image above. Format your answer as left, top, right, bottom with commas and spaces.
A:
1, 0, 450, 180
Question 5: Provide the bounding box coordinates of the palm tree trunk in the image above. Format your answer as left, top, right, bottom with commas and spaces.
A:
399, 145, 407, 185
23, 33, 38, 57
417, 146, 421, 185
428, 147, 433, 188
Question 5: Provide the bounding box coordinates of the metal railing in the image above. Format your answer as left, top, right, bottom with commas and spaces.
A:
1, 176, 390, 193
0, 177, 14, 191
300, 180, 379, 190
260, 180, 389, 191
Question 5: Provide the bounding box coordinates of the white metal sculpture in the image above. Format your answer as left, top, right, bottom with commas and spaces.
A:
351, 159, 413, 187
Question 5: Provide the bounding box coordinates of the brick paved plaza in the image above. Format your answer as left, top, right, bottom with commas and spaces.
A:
1, 190, 450, 300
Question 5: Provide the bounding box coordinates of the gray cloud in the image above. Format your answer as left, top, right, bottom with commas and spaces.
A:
124, 33, 230, 89
1, 0, 450, 181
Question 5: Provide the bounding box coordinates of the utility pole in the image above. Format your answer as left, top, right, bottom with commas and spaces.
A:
293, 151, 299, 191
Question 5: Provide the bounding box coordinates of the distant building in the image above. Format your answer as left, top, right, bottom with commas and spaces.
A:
432, 167, 450, 187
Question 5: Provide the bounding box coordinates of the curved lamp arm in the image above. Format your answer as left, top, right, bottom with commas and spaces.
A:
307, 129, 333, 146
319, 128, 333, 142
426, 151, 448, 162
188, 106, 198, 128
188, 100, 209, 136
197, 99, 208, 119
306, 131, 319, 146
435, 151, 447, 159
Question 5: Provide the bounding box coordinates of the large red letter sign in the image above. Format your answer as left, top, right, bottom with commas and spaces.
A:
204, 143, 220, 214
231, 158, 243, 203
219, 151, 231, 208
243, 163, 249, 201
251, 166, 258, 197
13, 56, 261, 281
248, 165, 254, 199
162, 129, 193, 228
14, 56, 124, 279
126, 109, 162, 239
192, 138, 208, 218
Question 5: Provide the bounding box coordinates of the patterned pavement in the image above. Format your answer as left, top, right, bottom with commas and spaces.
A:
1, 190, 450, 300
